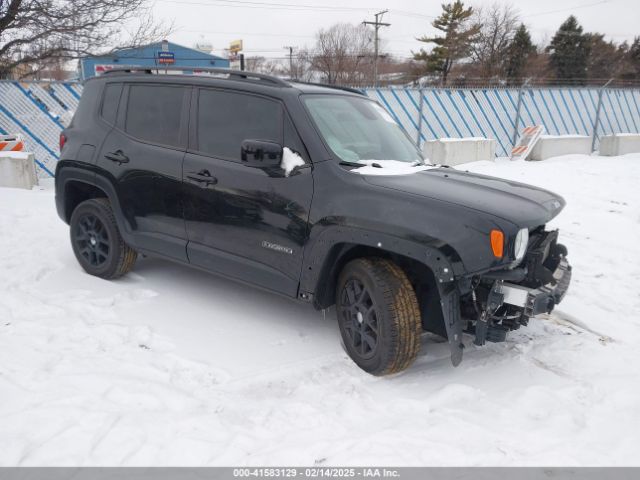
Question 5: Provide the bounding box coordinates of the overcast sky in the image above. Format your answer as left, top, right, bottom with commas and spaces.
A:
152, 0, 638, 59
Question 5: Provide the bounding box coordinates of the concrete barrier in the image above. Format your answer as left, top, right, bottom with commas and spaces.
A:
599, 134, 640, 156
423, 137, 496, 166
529, 135, 591, 161
0, 151, 38, 189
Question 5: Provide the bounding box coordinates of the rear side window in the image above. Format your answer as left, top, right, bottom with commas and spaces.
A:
125, 85, 186, 147
197, 89, 282, 161
101, 83, 122, 125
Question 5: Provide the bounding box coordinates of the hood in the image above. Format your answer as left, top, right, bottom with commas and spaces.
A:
362, 167, 565, 227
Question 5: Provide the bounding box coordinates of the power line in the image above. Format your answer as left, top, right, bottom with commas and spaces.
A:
158, 0, 435, 18
157, 0, 381, 12
523, 0, 612, 18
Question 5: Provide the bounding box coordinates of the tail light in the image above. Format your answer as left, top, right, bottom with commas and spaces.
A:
59, 133, 66, 152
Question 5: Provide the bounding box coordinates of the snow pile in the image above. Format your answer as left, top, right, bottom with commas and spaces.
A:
281, 147, 305, 177
1, 154, 640, 466
350, 160, 435, 176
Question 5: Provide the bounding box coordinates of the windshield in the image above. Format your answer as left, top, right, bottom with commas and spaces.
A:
303, 95, 423, 164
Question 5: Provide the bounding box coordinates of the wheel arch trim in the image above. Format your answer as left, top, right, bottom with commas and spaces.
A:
55, 166, 136, 246
300, 225, 460, 306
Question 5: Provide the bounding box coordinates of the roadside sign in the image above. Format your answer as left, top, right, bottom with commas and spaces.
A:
511, 125, 545, 160
229, 39, 243, 54
157, 51, 175, 65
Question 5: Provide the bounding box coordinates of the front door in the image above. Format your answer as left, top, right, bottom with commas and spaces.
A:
183, 88, 313, 297
96, 82, 190, 261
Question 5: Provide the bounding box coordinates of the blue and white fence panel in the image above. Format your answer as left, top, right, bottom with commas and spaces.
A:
363, 87, 640, 157
1, 81, 639, 178
0, 80, 82, 177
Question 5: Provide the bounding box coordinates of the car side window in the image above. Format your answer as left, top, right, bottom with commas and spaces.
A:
197, 89, 282, 161
101, 83, 122, 125
125, 85, 186, 148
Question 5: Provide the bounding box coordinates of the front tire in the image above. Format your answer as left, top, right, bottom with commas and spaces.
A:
336, 258, 422, 375
70, 198, 137, 279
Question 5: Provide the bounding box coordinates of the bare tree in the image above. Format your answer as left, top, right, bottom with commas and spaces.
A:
245, 56, 284, 76
311, 23, 374, 85
471, 3, 520, 78
289, 47, 314, 82
0, 0, 170, 78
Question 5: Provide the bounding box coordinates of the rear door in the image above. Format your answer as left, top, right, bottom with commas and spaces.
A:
96, 82, 190, 261
183, 87, 313, 297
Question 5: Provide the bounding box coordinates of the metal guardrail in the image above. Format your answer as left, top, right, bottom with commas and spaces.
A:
0, 80, 638, 177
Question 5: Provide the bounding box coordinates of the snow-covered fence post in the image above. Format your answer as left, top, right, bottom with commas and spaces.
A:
591, 78, 614, 152
512, 79, 530, 147
416, 88, 424, 147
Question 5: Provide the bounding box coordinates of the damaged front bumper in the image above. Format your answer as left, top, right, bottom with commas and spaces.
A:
438, 228, 572, 366
501, 257, 572, 317
471, 229, 572, 346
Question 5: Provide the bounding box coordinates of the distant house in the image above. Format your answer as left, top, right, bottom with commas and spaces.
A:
79, 41, 230, 80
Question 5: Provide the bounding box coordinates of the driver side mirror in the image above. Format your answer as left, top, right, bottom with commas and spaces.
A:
241, 139, 283, 168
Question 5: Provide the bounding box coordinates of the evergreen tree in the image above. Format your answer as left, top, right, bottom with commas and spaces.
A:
413, 1, 480, 85
504, 24, 536, 84
585, 33, 625, 81
547, 15, 591, 84
619, 37, 640, 81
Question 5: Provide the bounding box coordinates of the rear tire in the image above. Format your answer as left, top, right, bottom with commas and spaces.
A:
336, 258, 422, 375
70, 198, 137, 279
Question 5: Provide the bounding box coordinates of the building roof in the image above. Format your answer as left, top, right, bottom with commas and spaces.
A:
85, 41, 227, 62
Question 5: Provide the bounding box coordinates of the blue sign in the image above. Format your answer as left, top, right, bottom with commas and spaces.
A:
157, 51, 175, 64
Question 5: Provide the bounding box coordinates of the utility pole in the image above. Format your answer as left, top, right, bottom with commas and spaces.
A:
363, 10, 390, 87
284, 46, 296, 79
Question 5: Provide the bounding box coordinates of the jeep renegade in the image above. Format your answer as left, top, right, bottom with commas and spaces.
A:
55, 67, 572, 375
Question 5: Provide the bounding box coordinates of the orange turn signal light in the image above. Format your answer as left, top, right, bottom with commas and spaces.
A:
490, 230, 504, 258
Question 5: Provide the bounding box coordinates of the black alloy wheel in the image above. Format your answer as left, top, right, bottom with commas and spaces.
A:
74, 213, 110, 268
70, 198, 137, 279
339, 278, 379, 360
336, 258, 422, 376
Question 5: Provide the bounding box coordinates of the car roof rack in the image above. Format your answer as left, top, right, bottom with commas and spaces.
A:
287, 80, 365, 96
101, 66, 290, 87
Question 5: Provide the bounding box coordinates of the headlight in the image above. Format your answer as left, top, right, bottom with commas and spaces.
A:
513, 228, 529, 265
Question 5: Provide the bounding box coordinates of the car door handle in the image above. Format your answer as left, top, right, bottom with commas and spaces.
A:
104, 150, 129, 164
186, 170, 218, 186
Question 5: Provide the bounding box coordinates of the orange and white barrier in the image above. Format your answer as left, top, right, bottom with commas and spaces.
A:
511, 126, 544, 161
0, 134, 25, 152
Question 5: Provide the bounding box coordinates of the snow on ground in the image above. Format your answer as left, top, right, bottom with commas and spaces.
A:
1, 153, 639, 466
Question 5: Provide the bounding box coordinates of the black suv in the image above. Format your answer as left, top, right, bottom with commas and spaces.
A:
55, 67, 572, 375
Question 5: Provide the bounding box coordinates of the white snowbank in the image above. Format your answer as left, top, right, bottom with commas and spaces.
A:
281, 147, 305, 177
350, 160, 435, 176
1, 154, 640, 466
